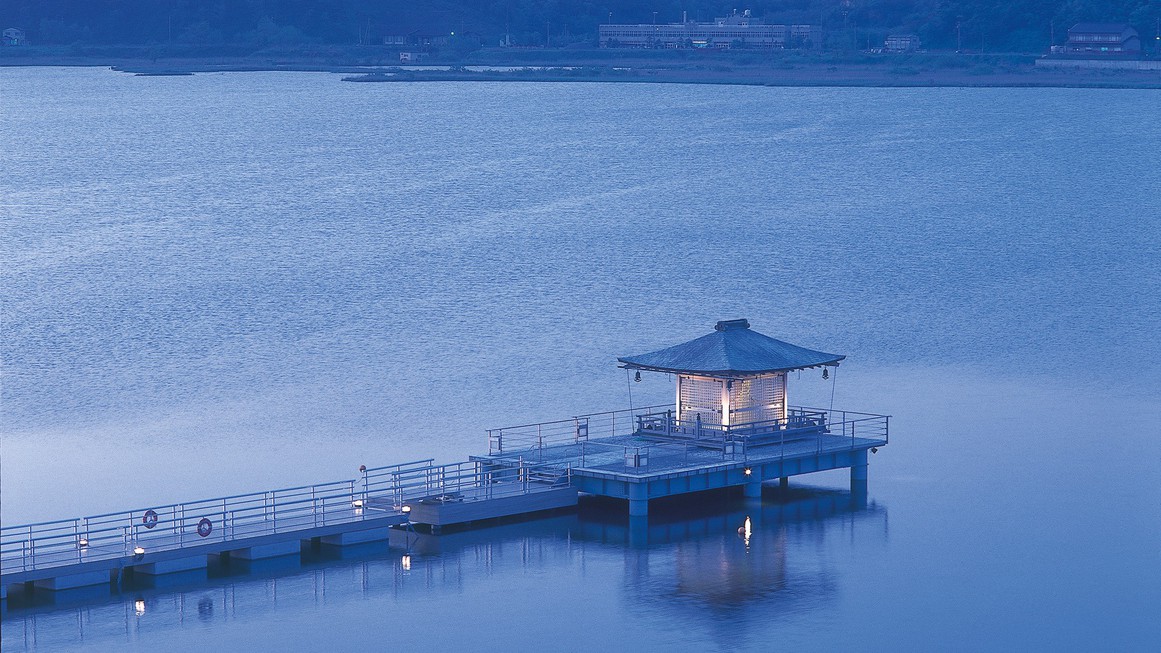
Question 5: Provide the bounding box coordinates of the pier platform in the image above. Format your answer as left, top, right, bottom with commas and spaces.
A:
475, 404, 887, 516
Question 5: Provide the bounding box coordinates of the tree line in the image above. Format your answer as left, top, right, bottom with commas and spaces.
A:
2, 1, 1158, 53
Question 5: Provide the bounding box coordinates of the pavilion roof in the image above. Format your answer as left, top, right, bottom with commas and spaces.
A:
617, 319, 844, 377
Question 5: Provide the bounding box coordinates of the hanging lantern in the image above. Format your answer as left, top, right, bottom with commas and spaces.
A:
822, 368, 829, 380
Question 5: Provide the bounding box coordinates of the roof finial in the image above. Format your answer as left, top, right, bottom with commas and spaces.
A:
714, 319, 750, 331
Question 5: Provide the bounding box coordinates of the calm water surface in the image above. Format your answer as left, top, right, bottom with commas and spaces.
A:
1, 68, 1159, 651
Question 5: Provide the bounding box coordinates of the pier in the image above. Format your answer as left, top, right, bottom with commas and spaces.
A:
2, 320, 888, 604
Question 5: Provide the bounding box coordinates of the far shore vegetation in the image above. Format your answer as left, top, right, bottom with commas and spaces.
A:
3, 2, 1159, 88
2, 1, 1159, 55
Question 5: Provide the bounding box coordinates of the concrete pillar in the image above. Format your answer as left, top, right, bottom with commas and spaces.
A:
232, 540, 301, 560
743, 479, 762, 499
321, 527, 392, 546
627, 483, 648, 517
850, 449, 869, 495
34, 570, 111, 591
135, 555, 208, 575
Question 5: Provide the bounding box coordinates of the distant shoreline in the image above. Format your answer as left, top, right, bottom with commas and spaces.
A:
337, 66, 1161, 89
3, 49, 1159, 89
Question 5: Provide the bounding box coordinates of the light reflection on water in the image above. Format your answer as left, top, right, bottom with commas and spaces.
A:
2, 488, 883, 652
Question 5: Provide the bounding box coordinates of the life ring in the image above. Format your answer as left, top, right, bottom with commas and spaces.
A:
142, 509, 159, 529
197, 518, 213, 538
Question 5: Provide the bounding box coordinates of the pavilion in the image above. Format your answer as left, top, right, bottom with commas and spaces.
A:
479, 319, 888, 517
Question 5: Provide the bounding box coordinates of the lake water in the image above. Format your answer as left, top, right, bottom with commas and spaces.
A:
1, 68, 1159, 651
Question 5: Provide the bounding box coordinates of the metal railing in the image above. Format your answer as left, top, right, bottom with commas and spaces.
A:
485, 405, 889, 472
364, 459, 571, 509
0, 477, 380, 576
635, 407, 831, 443
486, 404, 669, 455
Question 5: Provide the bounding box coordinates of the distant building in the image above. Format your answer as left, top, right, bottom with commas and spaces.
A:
599, 10, 821, 50
1064, 23, 1141, 55
384, 28, 453, 48
883, 34, 921, 53
399, 52, 429, 63
2, 28, 26, 46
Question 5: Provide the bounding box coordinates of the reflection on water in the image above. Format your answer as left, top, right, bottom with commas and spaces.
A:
1, 487, 884, 652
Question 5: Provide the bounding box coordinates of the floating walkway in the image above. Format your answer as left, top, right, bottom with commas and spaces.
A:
1, 458, 573, 597
2, 319, 889, 604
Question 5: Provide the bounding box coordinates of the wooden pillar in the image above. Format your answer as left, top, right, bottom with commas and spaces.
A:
720, 379, 731, 427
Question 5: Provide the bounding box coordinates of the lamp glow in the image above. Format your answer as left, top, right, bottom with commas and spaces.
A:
401, 505, 411, 514
352, 499, 364, 508
133, 546, 145, 556
135, 599, 146, 616
401, 554, 411, 571
744, 468, 752, 476
78, 538, 89, 548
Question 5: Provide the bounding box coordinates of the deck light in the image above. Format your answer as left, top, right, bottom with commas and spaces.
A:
744, 468, 752, 476
78, 538, 89, 548
634, 371, 641, 382
352, 499, 365, 508
401, 505, 411, 514
135, 599, 146, 616
133, 546, 145, 557
871, 447, 878, 454
822, 368, 829, 380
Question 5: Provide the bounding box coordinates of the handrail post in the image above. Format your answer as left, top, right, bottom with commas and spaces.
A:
666, 410, 672, 437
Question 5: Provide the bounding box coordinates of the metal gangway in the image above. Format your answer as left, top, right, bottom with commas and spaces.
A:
1, 457, 569, 585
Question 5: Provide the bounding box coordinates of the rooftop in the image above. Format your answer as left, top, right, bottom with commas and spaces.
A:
617, 319, 844, 377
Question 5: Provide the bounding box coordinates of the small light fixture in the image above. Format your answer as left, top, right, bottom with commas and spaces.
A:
744, 467, 752, 476
401, 505, 411, 514
822, 368, 829, 380
78, 538, 89, 548
359, 464, 367, 473
135, 599, 146, 616
133, 546, 145, 556
871, 447, 879, 454
401, 554, 412, 571
634, 371, 641, 382
353, 499, 365, 508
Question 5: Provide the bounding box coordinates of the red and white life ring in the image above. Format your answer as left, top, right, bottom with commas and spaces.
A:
197, 518, 213, 538
142, 509, 159, 529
